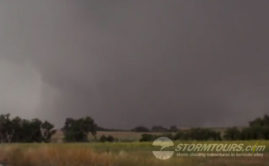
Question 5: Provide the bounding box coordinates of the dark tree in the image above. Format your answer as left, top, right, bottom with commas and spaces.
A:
174, 128, 221, 140
99, 135, 115, 142
41, 121, 56, 142
139, 134, 156, 142
0, 114, 55, 143
63, 116, 97, 142
174, 130, 186, 140
240, 114, 269, 140
0, 114, 12, 142
249, 115, 269, 127
224, 127, 241, 140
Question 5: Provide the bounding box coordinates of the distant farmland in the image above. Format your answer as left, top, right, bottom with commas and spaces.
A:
51, 127, 230, 142
51, 130, 165, 142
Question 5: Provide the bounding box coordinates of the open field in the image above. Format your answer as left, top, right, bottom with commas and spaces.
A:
51, 131, 166, 142
51, 127, 229, 142
0, 141, 268, 166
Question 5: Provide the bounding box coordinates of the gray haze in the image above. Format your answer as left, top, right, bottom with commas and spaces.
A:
0, 0, 269, 129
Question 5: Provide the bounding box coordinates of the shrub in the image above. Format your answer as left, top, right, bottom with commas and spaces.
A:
99, 135, 115, 142
139, 134, 156, 142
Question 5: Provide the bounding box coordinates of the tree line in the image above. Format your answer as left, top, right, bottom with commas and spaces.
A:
0, 114, 269, 143
0, 114, 98, 143
224, 115, 269, 140
140, 128, 222, 141
0, 114, 55, 143
132, 125, 178, 132
139, 115, 269, 141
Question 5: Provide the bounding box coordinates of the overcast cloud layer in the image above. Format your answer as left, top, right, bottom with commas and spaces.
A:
0, 0, 269, 129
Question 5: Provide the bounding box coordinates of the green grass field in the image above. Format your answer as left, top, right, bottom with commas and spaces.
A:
0, 141, 268, 166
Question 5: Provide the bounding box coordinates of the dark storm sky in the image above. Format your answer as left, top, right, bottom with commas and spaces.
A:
0, 0, 269, 129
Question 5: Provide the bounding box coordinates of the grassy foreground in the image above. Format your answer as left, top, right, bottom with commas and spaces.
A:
0, 141, 268, 166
